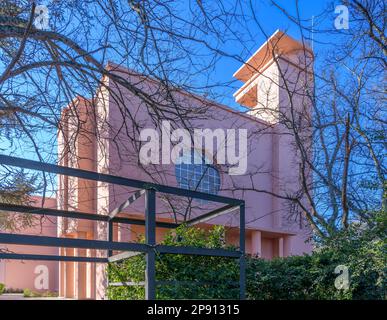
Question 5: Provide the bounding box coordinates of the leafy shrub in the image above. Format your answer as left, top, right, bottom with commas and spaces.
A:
108, 223, 386, 300
108, 225, 239, 300
23, 288, 33, 297
0, 283, 5, 295
23, 288, 58, 298
247, 226, 386, 300
246, 253, 352, 300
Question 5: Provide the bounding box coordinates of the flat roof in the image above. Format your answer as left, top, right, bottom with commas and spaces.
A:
233, 30, 313, 82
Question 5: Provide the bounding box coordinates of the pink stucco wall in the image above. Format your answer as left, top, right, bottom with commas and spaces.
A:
55, 31, 314, 299
0, 197, 59, 292
94, 60, 313, 240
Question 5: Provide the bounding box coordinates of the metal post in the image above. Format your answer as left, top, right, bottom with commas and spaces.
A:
239, 203, 246, 300
108, 221, 113, 257
0, 155, 247, 300
145, 189, 156, 300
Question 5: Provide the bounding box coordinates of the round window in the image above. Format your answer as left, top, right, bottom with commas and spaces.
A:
175, 149, 221, 195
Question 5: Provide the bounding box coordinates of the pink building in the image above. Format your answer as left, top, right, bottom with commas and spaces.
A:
0, 31, 314, 299
0, 197, 59, 293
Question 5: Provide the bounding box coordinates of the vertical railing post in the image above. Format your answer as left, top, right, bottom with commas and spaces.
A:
239, 202, 246, 300
145, 188, 156, 300
107, 220, 113, 299
108, 220, 113, 257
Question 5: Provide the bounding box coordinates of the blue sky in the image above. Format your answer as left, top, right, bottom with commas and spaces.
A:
213, 0, 329, 91
207, 0, 335, 105
1, 0, 342, 189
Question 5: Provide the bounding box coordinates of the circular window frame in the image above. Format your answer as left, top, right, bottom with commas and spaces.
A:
174, 147, 222, 196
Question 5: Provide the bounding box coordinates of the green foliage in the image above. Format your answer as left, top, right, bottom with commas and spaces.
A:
22, 288, 33, 297
0, 283, 5, 295
108, 224, 385, 300
247, 225, 386, 300
108, 225, 239, 300
0, 171, 37, 231
0, 0, 24, 17
23, 288, 58, 298
246, 253, 350, 300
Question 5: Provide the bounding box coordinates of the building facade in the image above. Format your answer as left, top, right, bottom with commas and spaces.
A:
0, 31, 314, 299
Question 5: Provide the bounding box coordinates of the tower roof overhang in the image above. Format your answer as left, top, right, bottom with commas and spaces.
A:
233, 30, 313, 83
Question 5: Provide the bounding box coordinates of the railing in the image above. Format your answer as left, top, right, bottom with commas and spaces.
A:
0, 154, 246, 299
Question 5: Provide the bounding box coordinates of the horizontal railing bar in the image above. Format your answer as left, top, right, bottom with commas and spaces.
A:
109, 281, 239, 287
106, 245, 242, 260
0, 202, 108, 222
0, 234, 241, 259
156, 280, 239, 286
113, 216, 178, 229
156, 245, 242, 258
0, 155, 243, 205
109, 282, 145, 287
0, 202, 179, 229
0, 253, 108, 263
0, 233, 150, 252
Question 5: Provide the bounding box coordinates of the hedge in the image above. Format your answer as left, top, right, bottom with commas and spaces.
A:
0, 283, 5, 295
108, 225, 386, 300
108, 225, 240, 299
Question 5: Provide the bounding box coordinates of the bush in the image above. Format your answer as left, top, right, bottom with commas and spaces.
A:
246, 253, 352, 300
23, 288, 34, 297
247, 228, 386, 300
108, 224, 386, 300
0, 283, 5, 295
108, 225, 239, 300
23, 288, 58, 298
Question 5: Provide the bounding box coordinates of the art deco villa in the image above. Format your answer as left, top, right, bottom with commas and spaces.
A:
0, 30, 314, 299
